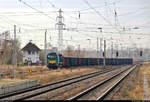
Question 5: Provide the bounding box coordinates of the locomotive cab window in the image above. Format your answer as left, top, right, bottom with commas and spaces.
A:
47, 55, 57, 58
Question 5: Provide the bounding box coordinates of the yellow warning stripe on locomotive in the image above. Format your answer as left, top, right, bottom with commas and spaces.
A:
49, 60, 56, 64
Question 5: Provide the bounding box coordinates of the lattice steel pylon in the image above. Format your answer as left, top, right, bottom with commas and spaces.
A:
56, 9, 65, 55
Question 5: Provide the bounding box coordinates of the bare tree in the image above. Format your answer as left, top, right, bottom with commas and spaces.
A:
0, 31, 22, 65
63, 46, 87, 58
64, 45, 75, 57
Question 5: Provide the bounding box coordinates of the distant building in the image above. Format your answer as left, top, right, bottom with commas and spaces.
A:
21, 42, 41, 65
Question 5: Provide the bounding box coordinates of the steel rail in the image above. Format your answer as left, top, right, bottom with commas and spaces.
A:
0, 66, 124, 100
68, 64, 137, 100
96, 64, 138, 100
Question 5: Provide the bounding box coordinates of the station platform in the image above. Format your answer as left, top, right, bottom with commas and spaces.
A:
0, 78, 39, 95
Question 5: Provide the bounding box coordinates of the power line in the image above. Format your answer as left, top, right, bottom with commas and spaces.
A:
118, 7, 150, 17
18, 0, 56, 22
47, 0, 58, 9
0, 14, 56, 30
78, 0, 122, 12
70, 28, 150, 36
83, 0, 121, 33
104, 0, 121, 27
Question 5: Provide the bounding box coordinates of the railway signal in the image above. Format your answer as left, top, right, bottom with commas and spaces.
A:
140, 51, 143, 56
116, 51, 118, 57
103, 52, 105, 57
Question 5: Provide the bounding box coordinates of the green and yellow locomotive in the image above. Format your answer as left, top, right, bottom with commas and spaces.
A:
47, 52, 63, 69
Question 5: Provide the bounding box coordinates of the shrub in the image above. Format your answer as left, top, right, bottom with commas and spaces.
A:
17, 62, 24, 66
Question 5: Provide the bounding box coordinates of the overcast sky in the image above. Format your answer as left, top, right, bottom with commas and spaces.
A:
0, 0, 150, 50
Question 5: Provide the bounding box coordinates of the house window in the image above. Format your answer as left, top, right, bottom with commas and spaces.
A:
28, 51, 31, 55
32, 51, 35, 55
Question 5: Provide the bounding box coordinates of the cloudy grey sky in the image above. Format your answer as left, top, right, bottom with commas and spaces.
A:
0, 0, 150, 50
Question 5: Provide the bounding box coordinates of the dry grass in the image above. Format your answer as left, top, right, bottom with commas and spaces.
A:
125, 63, 148, 100
0, 65, 101, 84
127, 84, 144, 100
0, 65, 119, 85
110, 65, 140, 100
26, 67, 100, 84
140, 62, 150, 96
0, 65, 47, 70
145, 63, 150, 97
0, 65, 48, 75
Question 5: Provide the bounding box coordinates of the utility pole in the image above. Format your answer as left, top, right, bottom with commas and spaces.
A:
13, 25, 17, 79
98, 27, 102, 58
44, 30, 47, 65
114, 2, 117, 27
78, 44, 80, 58
86, 39, 91, 57
56, 9, 65, 67
110, 37, 113, 58
103, 40, 106, 67
115, 42, 119, 58
86, 39, 91, 65
111, 41, 113, 58
120, 44, 123, 58
97, 37, 99, 65
128, 47, 130, 58
100, 38, 102, 58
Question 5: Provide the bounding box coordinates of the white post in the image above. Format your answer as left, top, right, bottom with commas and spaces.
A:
13, 25, 17, 79
97, 37, 99, 65
111, 41, 113, 58
104, 40, 106, 67
44, 30, 47, 65
100, 38, 102, 58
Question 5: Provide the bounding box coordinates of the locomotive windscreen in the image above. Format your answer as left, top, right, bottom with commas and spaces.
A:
47, 55, 57, 58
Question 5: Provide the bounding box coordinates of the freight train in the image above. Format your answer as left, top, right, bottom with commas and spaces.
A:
47, 52, 133, 69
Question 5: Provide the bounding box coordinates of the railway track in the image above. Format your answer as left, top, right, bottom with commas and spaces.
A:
68, 64, 138, 100
0, 66, 126, 100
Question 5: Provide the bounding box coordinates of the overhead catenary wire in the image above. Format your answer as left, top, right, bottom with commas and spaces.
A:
18, 0, 56, 22
83, 0, 122, 34
0, 0, 149, 52
47, 0, 58, 9
0, 2, 144, 31
0, 13, 56, 31
104, 1, 121, 27
77, 0, 122, 12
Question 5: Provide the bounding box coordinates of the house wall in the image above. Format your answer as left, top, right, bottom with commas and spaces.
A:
0, 40, 3, 50
23, 50, 40, 64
